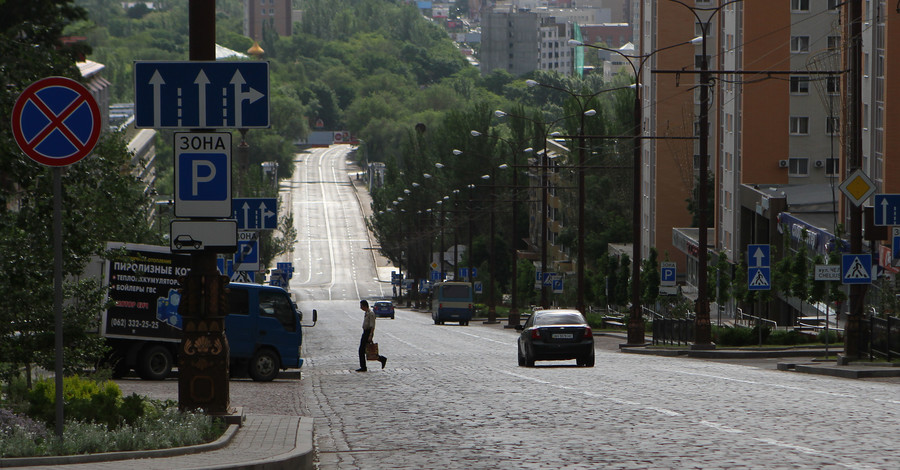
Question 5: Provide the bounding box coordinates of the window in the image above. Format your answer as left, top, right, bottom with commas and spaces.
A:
791, 36, 810, 53
827, 36, 840, 51
259, 291, 296, 332
790, 76, 810, 94
789, 157, 809, 176
825, 157, 839, 176
228, 289, 249, 315
790, 116, 809, 135
826, 116, 840, 135
791, 0, 809, 11
827, 0, 840, 10
826, 76, 840, 94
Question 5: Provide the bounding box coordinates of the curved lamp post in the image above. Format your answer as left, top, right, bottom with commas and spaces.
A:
569, 29, 705, 345
494, 109, 587, 310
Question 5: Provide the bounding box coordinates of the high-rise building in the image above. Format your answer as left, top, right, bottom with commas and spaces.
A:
244, 0, 293, 42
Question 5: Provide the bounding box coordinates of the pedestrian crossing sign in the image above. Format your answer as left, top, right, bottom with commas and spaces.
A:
748, 267, 770, 291
842, 254, 873, 284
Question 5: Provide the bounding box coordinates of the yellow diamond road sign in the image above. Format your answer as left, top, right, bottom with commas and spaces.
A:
839, 169, 876, 206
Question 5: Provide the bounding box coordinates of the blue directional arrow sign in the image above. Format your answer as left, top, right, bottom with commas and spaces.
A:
842, 254, 873, 285
874, 194, 900, 226
233, 198, 278, 230
134, 61, 269, 129
747, 244, 771, 291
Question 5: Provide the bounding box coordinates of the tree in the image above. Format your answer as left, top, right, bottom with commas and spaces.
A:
790, 230, 811, 324
641, 248, 660, 307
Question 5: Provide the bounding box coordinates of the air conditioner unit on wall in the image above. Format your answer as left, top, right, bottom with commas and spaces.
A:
778, 160, 788, 168
814, 160, 825, 168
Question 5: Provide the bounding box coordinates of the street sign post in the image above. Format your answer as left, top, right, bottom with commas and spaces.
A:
12, 76, 103, 437
839, 169, 876, 207
873, 194, 900, 226
170, 219, 237, 253
814, 265, 841, 281
232, 198, 278, 230
660, 262, 676, 287
134, 61, 269, 129
842, 254, 873, 285
12, 77, 101, 167
234, 231, 259, 271
174, 132, 232, 218
747, 244, 771, 291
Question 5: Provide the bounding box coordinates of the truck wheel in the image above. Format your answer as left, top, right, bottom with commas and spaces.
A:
137, 345, 173, 380
249, 349, 280, 382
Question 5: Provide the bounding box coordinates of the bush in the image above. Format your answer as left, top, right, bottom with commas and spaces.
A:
817, 329, 841, 343
712, 325, 770, 346
767, 329, 813, 346
27, 376, 143, 429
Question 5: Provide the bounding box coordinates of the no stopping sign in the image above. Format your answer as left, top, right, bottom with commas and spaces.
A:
11, 77, 101, 167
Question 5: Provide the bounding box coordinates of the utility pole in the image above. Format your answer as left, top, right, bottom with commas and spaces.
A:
843, 0, 865, 359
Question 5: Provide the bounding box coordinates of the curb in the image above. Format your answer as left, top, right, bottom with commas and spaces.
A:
201, 417, 314, 470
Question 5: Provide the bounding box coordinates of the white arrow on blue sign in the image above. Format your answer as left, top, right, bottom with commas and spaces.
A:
134, 61, 269, 129
747, 244, 770, 268
874, 194, 900, 226
233, 198, 278, 230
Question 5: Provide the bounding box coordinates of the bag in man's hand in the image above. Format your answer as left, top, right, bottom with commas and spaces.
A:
366, 342, 379, 360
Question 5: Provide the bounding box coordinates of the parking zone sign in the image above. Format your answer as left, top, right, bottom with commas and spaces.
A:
175, 132, 232, 218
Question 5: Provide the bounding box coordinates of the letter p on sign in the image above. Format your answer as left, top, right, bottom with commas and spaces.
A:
192, 159, 217, 196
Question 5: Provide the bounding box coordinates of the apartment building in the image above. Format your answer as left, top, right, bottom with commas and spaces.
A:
639, 1, 850, 285
480, 8, 578, 76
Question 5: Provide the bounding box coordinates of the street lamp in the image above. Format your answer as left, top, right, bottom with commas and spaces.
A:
524, 80, 612, 316
569, 31, 705, 346
495, 109, 584, 310
471, 129, 529, 327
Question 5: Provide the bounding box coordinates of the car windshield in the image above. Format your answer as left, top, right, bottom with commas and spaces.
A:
375, 302, 391, 308
534, 312, 585, 326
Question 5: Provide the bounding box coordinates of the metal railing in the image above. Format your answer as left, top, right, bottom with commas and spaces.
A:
862, 315, 900, 361
652, 318, 694, 346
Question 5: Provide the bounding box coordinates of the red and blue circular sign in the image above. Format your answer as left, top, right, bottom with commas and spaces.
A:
11, 76, 101, 167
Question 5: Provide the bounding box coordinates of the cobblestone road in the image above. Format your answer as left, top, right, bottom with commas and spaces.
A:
298, 300, 900, 470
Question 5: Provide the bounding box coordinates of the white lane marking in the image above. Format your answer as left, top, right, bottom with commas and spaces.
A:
668, 370, 859, 399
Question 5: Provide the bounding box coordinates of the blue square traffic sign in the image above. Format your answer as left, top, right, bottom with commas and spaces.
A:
178, 153, 228, 201
842, 254, 873, 284
233, 198, 278, 230
747, 244, 770, 268
874, 194, 900, 226
174, 132, 231, 218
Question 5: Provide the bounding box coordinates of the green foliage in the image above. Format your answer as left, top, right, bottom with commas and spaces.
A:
712, 325, 769, 347
27, 376, 127, 429
1, 399, 225, 458
641, 248, 660, 306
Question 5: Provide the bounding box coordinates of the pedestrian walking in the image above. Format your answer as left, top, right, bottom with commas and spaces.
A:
357, 299, 387, 372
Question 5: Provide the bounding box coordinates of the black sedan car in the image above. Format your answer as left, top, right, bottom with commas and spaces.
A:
372, 300, 395, 319
516, 309, 594, 367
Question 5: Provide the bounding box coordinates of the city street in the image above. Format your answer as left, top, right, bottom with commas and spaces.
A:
123, 146, 899, 469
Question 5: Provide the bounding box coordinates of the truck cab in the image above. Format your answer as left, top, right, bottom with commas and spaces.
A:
225, 283, 316, 381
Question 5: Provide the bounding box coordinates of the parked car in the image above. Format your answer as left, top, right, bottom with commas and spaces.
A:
373, 300, 395, 319
516, 309, 594, 367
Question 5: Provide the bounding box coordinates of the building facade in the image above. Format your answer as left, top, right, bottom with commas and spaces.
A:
244, 0, 293, 42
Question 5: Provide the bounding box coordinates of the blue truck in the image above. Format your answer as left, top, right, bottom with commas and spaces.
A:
94, 243, 315, 382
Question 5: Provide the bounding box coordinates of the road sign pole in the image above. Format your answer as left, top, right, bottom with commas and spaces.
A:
178, 0, 230, 415
52, 168, 64, 438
